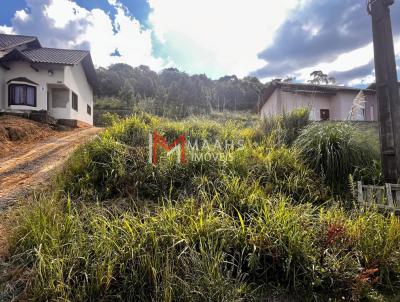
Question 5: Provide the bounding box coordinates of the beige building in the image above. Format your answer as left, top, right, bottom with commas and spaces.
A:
260, 82, 378, 122
0, 34, 96, 125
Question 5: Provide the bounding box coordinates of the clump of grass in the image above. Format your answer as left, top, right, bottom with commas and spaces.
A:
294, 122, 381, 194
258, 108, 310, 146
57, 135, 127, 200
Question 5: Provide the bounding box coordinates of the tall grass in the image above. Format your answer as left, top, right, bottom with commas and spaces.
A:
6, 193, 400, 301
2, 113, 396, 301
259, 108, 310, 146
294, 122, 381, 195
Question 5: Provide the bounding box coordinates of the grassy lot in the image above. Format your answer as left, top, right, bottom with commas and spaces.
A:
1, 112, 398, 302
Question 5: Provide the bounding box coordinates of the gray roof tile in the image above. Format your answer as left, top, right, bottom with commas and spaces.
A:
0, 34, 38, 50
21, 48, 90, 65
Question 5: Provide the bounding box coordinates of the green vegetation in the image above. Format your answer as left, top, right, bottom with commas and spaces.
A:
2, 112, 398, 302
95, 64, 264, 119
259, 108, 311, 146
295, 122, 382, 194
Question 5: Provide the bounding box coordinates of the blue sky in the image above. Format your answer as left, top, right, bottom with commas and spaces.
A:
0, 0, 399, 85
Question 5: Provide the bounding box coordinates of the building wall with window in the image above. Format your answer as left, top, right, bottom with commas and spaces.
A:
261, 86, 378, 122
64, 62, 93, 125
4, 61, 64, 111
280, 90, 332, 121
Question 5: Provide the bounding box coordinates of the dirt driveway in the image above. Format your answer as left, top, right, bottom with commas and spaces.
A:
0, 127, 101, 211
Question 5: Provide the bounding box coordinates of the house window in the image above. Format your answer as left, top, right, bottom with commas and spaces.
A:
87, 104, 92, 115
72, 92, 78, 111
320, 109, 330, 121
52, 88, 69, 108
8, 84, 36, 107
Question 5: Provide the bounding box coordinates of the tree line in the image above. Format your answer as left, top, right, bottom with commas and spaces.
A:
94, 64, 265, 117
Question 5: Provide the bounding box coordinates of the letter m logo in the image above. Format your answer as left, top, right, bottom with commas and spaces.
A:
149, 131, 186, 165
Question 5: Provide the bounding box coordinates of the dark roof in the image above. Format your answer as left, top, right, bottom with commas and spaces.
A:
7, 77, 38, 85
21, 48, 90, 65
0, 33, 40, 51
260, 81, 376, 111
278, 82, 375, 93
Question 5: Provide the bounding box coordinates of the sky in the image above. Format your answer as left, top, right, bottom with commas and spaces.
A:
0, 0, 399, 86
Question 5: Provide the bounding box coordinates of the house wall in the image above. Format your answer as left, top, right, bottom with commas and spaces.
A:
330, 92, 353, 120
331, 91, 378, 122
64, 62, 93, 125
0, 67, 5, 110
260, 88, 379, 122
3, 61, 64, 111
365, 93, 378, 121
260, 89, 280, 118
279, 90, 332, 121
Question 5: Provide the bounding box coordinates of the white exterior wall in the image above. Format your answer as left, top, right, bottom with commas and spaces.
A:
4, 61, 64, 111
0, 67, 5, 110
64, 63, 93, 125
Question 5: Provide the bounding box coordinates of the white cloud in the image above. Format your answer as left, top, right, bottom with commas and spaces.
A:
291, 37, 400, 85
295, 43, 374, 82
15, 10, 30, 22
0, 25, 15, 34
1, 0, 398, 83
148, 0, 299, 78
4, 0, 164, 70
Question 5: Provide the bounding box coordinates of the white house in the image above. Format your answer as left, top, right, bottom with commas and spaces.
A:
0, 34, 96, 126
259, 81, 378, 122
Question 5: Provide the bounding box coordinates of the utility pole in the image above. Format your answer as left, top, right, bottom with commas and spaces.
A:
368, 0, 400, 183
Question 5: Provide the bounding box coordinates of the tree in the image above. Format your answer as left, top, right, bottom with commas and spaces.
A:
308, 70, 336, 85
94, 64, 265, 114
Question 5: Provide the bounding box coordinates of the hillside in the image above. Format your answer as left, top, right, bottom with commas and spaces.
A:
1, 111, 398, 301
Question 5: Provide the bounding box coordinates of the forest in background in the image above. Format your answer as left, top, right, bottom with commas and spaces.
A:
94, 64, 265, 118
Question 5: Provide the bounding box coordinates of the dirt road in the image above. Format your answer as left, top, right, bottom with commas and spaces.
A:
0, 127, 101, 211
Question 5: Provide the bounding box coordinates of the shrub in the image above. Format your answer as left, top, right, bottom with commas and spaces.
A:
259, 108, 310, 146
57, 135, 127, 199
228, 145, 329, 204
294, 122, 381, 194
99, 112, 120, 126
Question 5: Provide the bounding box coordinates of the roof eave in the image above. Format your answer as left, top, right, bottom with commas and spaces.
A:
0, 48, 33, 64
0, 37, 41, 52
81, 53, 98, 88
